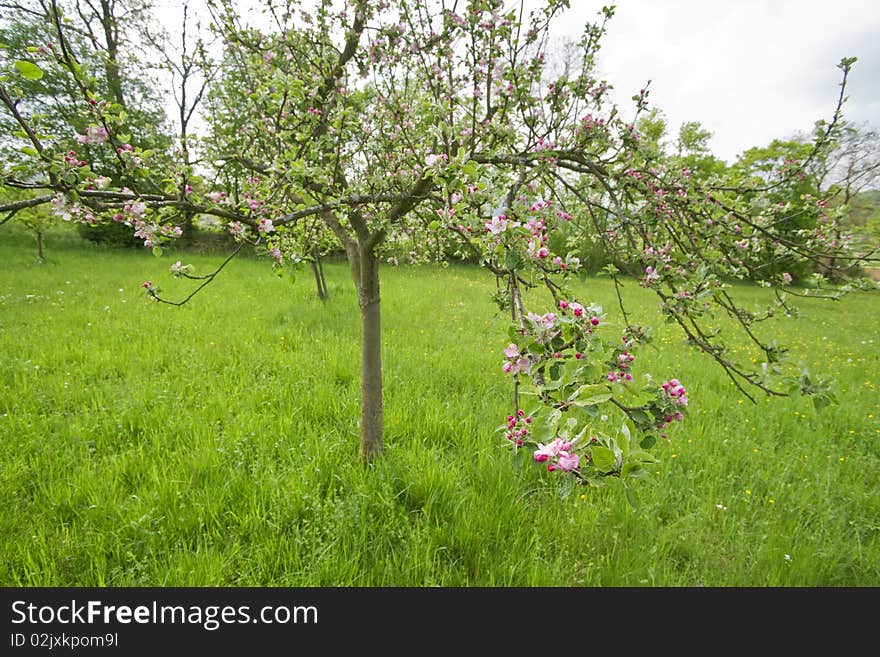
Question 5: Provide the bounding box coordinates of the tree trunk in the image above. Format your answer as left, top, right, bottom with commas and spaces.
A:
324, 210, 387, 461
357, 247, 383, 461
310, 246, 328, 301
36, 228, 45, 263
99, 0, 125, 108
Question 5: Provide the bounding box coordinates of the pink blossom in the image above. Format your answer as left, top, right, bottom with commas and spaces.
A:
533, 437, 580, 472
503, 343, 520, 359
50, 194, 78, 221
526, 312, 557, 330
504, 357, 531, 376
485, 215, 510, 235
534, 438, 565, 460
556, 452, 580, 472
76, 125, 108, 145
661, 379, 688, 406
125, 201, 146, 218
227, 221, 246, 239
258, 217, 275, 234
132, 220, 158, 247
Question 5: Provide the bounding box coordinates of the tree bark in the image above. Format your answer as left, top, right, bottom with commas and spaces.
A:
320, 209, 391, 461
357, 246, 382, 461
99, 0, 125, 108
310, 246, 328, 300
36, 228, 45, 263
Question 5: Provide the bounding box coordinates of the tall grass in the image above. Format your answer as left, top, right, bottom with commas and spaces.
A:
1, 227, 878, 586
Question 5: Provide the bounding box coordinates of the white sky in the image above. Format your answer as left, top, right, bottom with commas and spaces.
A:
564, 0, 880, 162
154, 0, 880, 164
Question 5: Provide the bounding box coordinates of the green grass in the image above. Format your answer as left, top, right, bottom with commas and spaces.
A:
1, 225, 879, 586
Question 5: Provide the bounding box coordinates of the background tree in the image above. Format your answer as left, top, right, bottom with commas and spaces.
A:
820, 121, 880, 268
729, 138, 826, 281
674, 120, 728, 180
0, 0, 172, 250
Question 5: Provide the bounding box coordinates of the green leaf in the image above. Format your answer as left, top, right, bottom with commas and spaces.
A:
460, 161, 478, 178
503, 250, 521, 271
14, 60, 43, 80
621, 462, 644, 479
541, 377, 563, 391
428, 220, 440, 231
533, 407, 562, 441
620, 420, 636, 454
627, 450, 657, 464
629, 409, 650, 426
812, 394, 830, 411
569, 384, 612, 407
590, 445, 616, 473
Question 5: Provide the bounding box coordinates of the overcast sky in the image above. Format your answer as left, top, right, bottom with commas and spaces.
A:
156, 0, 879, 164
559, 0, 880, 162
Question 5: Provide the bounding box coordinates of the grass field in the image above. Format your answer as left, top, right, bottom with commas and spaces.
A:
1, 225, 879, 586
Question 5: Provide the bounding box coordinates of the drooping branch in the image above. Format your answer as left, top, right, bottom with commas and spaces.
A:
145, 242, 244, 307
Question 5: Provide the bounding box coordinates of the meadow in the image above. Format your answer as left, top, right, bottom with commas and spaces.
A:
1, 226, 878, 586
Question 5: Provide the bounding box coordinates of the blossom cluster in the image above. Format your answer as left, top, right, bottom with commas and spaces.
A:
660, 379, 688, 407
504, 409, 532, 446
50, 193, 96, 224
533, 437, 580, 472
76, 125, 108, 145
502, 343, 531, 376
